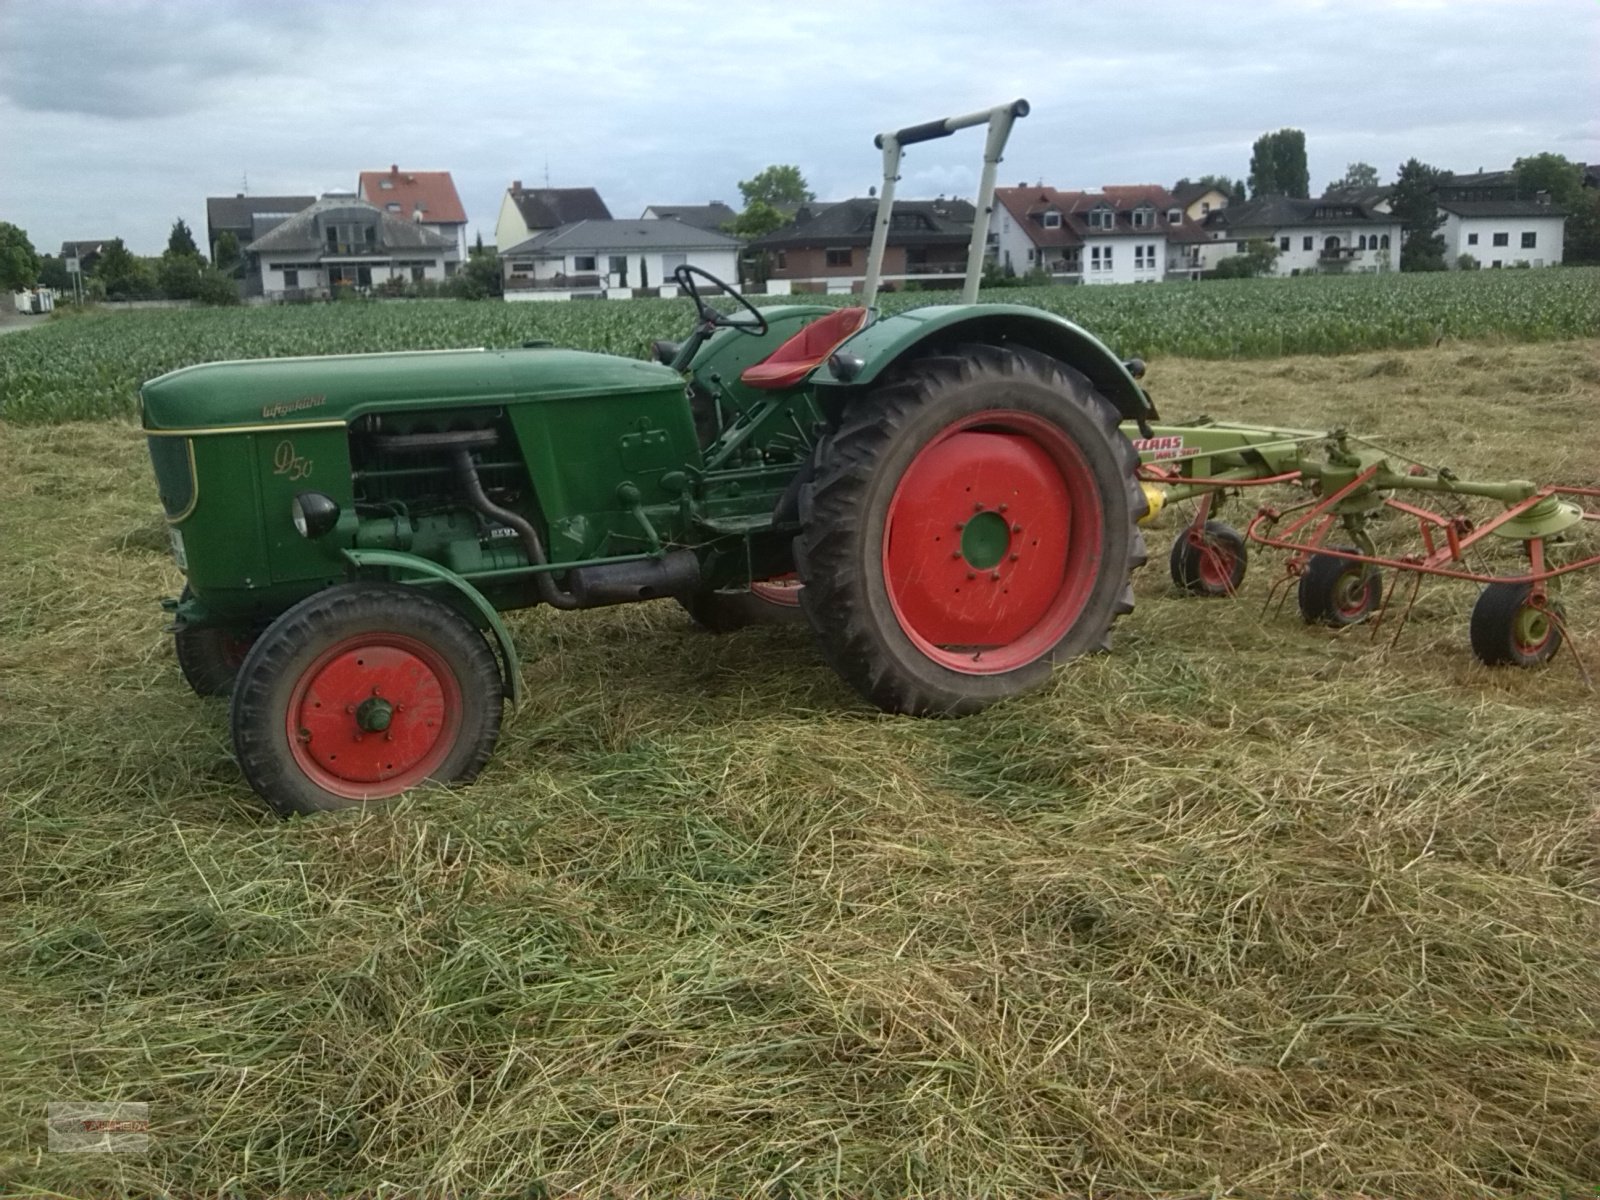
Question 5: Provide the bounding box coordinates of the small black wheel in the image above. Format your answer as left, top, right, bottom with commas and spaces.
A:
1169, 520, 1248, 597
1470, 581, 1564, 667
795, 343, 1146, 716
680, 575, 807, 632
230, 583, 504, 817
173, 586, 258, 697
1298, 549, 1382, 627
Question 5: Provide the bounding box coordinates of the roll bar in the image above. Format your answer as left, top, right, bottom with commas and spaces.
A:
861, 99, 1029, 307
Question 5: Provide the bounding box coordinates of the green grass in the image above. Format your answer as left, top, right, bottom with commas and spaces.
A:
1, 340, 1597, 1196
2, 267, 1598, 422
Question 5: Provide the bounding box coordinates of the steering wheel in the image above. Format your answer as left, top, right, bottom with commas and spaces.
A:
674, 264, 768, 337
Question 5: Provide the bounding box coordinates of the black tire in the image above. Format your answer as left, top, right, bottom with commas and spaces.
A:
1298, 549, 1382, 627
173, 586, 259, 698
794, 343, 1146, 716
1470, 581, 1564, 667
230, 583, 503, 817
680, 577, 807, 632
1169, 520, 1248, 597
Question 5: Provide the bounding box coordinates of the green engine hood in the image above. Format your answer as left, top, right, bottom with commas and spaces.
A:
140, 347, 682, 432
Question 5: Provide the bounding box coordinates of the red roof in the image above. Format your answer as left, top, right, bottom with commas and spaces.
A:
358, 166, 467, 226
996, 185, 1211, 246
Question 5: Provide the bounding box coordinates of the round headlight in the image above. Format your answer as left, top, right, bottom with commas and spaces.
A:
291, 491, 340, 539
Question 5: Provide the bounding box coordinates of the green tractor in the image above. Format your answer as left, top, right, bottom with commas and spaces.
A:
142, 100, 1155, 816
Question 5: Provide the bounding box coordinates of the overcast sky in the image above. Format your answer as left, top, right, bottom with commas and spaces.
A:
2, 0, 1597, 254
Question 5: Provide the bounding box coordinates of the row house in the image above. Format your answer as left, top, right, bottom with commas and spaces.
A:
992, 185, 1213, 284
1202, 196, 1403, 275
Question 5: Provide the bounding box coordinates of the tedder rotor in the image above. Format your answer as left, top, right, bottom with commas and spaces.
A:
1125, 416, 1600, 671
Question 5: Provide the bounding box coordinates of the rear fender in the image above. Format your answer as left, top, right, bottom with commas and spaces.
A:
810, 303, 1155, 421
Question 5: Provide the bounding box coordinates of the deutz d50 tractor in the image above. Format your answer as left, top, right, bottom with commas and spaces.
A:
142, 100, 1154, 816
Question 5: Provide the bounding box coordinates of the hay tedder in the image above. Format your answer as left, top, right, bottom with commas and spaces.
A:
140, 99, 1592, 819
1126, 417, 1599, 671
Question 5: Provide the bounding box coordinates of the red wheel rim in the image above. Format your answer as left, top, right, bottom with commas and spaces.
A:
882, 409, 1104, 675
750, 573, 803, 608
1195, 539, 1236, 591
285, 633, 462, 801
222, 634, 255, 670
1333, 567, 1373, 619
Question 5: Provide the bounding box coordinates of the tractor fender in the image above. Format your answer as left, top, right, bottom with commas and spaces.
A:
811, 303, 1156, 421
341, 548, 525, 706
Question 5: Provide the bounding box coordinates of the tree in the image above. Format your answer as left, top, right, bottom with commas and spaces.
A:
724, 199, 787, 240
1326, 162, 1381, 194
94, 239, 156, 298
1211, 238, 1280, 279
447, 246, 502, 300
167, 218, 201, 260
213, 232, 241, 275
1248, 129, 1310, 198
157, 252, 206, 299
1391, 158, 1448, 272
0, 222, 40, 291
1512, 153, 1584, 209
37, 254, 70, 291
738, 164, 814, 208
194, 266, 241, 306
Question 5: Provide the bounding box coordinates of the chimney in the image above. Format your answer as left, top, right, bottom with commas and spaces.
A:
512, 180, 522, 191
391, 163, 398, 174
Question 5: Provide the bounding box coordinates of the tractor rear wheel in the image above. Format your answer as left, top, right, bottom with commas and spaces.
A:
680, 574, 807, 632
230, 583, 503, 817
1169, 520, 1248, 596
1298, 550, 1382, 626
175, 606, 260, 701
794, 344, 1145, 716
1470, 581, 1564, 667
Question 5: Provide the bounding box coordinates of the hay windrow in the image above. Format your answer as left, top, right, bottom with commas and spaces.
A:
0, 340, 1597, 1197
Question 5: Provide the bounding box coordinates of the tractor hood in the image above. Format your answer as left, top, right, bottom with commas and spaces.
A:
140, 347, 682, 432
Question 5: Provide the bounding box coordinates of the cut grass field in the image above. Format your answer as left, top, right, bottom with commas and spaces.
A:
1, 338, 1598, 1197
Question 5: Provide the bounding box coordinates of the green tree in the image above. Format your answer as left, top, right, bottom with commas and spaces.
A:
213, 231, 241, 275
447, 247, 503, 300
166, 218, 201, 260
0, 221, 40, 290
1248, 129, 1310, 198
194, 266, 241, 306
37, 254, 70, 290
1512, 153, 1584, 209
157, 252, 205, 299
1392, 158, 1448, 272
94, 239, 156, 298
724, 198, 787, 239
1211, 238, 1280, 279
1326, 162, 1381, 194
738, 165, 814, 208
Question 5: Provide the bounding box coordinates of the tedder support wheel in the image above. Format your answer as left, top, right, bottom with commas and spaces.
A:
230, 583, 504, 817
1298, 549, 1383, 627
794, 344, 1146, 716
1470, 581, 1564, 667
1169, 520, 1248, 597
680, 574, 807, 633
174, 586, 259, 698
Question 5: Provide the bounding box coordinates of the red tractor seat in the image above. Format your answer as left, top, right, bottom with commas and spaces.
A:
740, 307, 870, 390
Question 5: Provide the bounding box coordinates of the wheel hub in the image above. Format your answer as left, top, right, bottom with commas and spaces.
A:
290, 642, 450, 787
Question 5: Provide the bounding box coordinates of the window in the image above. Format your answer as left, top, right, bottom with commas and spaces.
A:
1492, 232, 1508, 247
1135, 244, 1156, 269
386, 203, 401, 212
776, 251, 787, 269
1279, 236, 1290, 251
825, 247, 851, 267
1090, 208, 1114, 230
510, 260, 533, 274
1467, 233, 1478, 245
380, 179, 394, 190
1521, 231, 1536, 248
1380, 234, 1390, 249
1238, 242, 1250, 253
608, 255, 628, 276
1042, 210, 1061, 228
1303, 236, 1313, 251
1090, 246, 1103, 271
1200, 201, 1211, 214
573, 255, 597, 272
1358, 235, 1367, 251
410, 265, 425, 283
282, 268, 298, 288
444, 260, 458, 277
1492, 260, 1503, 268
1133, 207, 1153, 228
1168, 208, 1183, 224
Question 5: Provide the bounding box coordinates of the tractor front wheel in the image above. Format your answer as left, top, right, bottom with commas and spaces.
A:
1470, 581, 1564, 667
1298, 550, 1382, 627
230, 583, 503, 817
795, 344, 1145, 716
1169, 520, 1247, 597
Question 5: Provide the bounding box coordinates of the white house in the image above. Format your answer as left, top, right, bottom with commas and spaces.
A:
502, 219, 741, 301
357, 166, 468, 259
1438, 199, 1565, 269
494, 185, 611, 259
244, 194, 456, 300
1204, 196, 1402, 276
993, 185, 1210, 284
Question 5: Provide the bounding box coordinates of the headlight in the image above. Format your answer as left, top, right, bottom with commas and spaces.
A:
291, 491, 340, 539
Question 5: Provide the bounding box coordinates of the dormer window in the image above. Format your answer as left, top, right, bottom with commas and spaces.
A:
1132, 205, 1155, 228
1168, 208, 1183, 224
1089, 208, 1114, 231
379, 179, 394, 190
386, 202, 401, 212
1042, 210, 1061, 228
